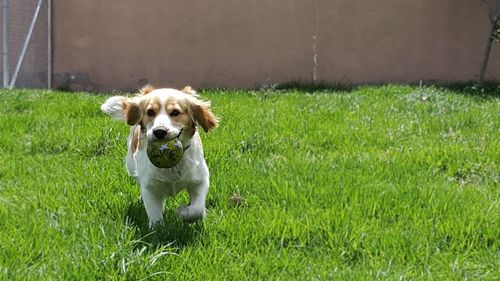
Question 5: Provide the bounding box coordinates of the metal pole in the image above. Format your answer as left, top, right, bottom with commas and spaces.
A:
2, 0, 8, 88
9, 0, 43, 89
47, 0, 51, 89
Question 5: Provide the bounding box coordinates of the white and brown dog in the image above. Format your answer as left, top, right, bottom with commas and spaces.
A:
101, 86, 218, 227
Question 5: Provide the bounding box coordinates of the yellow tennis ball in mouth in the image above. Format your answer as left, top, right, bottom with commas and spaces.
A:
146, 138, 183, 168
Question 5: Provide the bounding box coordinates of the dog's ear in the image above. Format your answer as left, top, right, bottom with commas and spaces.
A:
101, 96, 143, 126
101, 96, 126, 121
139, 85, 155, 95
190, 99, 219, 133
181, 86, 199, 97
124, 99, 142, 125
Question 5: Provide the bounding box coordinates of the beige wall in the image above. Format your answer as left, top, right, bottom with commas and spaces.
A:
53, 0, 500, 91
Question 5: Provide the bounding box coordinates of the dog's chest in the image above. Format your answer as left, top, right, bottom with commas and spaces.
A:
152, 164, 186, 182
135, 149, 206, 196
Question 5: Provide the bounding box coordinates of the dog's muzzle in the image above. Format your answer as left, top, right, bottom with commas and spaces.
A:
152, 127, 168, 139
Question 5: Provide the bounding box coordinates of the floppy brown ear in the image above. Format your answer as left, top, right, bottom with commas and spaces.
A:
191, 99, 219, 132
124, 99, 142, 125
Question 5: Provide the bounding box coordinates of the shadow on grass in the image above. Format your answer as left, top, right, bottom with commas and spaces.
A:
263, 80, 500, 97
440, 81, 500, 98
273, 80, 354, 93
125, 198, 203, 248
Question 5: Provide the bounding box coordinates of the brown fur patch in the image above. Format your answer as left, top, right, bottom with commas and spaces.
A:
139, 85, 156, 96
190, 99, 219, 132
181, 86, 198, 97
131, 125, 141, 154
167, 96, 197, 138
140, 96, 161, 128
124, 99, 142, 125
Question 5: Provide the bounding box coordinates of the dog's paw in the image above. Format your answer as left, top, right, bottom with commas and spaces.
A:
176, 204, 206, 222
148, 219, 163, 229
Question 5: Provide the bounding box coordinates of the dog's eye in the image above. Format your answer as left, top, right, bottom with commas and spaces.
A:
170, 110, 180, 117
146, 109, 156, 117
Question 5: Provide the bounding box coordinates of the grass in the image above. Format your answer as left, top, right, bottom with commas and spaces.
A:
0, 85, 499, 280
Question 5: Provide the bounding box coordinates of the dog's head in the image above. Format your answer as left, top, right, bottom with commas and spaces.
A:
101, 86, 218, 143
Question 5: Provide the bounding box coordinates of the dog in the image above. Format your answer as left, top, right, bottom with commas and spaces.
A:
100, 85, 218, 227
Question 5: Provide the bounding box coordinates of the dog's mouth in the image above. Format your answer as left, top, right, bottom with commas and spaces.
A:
176, 128, 184, 139
148, 126, 184, 141
145, 125, 193, 151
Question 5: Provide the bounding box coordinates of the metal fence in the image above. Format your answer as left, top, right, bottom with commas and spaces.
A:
1, 0, 51, 89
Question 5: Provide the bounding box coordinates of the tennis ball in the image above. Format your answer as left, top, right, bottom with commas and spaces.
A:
147, 138, 183, 168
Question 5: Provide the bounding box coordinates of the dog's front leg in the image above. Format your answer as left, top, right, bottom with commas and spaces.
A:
141, 187, 164, 227
176, 180, 208, 221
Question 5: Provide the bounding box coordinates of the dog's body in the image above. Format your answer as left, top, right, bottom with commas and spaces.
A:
101, 86, 218, 226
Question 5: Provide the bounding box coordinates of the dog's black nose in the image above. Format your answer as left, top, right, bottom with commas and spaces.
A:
153, 127, 168, 139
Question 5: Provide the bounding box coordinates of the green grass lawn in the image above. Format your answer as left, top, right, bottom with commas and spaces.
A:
0, 85, 498, 280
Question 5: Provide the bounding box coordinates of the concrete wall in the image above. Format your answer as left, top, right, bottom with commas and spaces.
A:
53, 0, 500, 91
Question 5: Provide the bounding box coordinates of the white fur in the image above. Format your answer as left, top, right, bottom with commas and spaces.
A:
100, 96, 126, 121
101, 88, 214, 227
